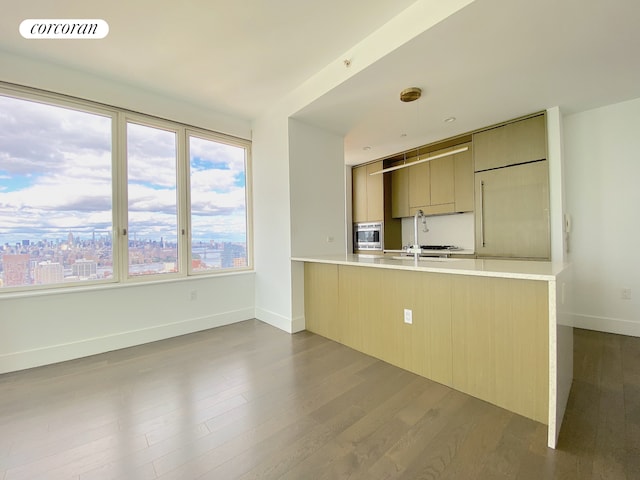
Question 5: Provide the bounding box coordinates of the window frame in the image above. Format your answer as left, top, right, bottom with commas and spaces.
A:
120, 114, 185, 283
185, 128, 253, 276
0, 83, 253, 294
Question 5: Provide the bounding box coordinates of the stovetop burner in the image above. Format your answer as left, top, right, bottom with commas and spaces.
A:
420, 245, 459, 250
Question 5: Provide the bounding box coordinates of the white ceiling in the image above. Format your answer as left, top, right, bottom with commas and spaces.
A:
0, 0, 415, 119
2, 0, 640, 165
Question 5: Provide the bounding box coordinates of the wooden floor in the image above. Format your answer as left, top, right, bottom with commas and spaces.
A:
0, 321, 639, 480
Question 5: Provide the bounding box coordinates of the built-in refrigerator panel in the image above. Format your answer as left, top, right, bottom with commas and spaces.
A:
475, 160, 550, 259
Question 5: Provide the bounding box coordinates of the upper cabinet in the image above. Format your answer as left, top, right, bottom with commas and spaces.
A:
430, 154, 455, 207
391, 142, 473, 218
408, 159, 431, 211
352, 161, 384, 223
391, 165, 410, 218
473, 115, 546, 172
453, 145, 474, 212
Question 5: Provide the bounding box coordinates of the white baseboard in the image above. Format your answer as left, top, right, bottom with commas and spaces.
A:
0, 307, 254, 374
572, 313, 640, 338
255, 308, 305, 333
290, 315, 306, 333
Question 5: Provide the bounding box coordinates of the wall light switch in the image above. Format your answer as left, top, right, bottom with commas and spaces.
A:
404, 308, 412, 324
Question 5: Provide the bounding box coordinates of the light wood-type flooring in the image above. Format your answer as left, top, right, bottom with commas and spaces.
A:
0, 320, 639, 479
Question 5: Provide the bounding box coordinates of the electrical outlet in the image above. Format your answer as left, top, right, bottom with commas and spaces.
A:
622, 288, 632, 300
190, 290, 198, 301
404, 308, 412, 324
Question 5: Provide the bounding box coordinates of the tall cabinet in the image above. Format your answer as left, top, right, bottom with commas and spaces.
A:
352, 161, 384, 223
473, 114, 550, 259
352, 161, 401, 251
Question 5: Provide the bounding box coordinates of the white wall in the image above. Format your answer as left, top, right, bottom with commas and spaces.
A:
288, 119, 347, 258
288, 119, 347, 329
0, 274, 255, 374
251, 109, 296, 332
0, 50, 251, 140
563, 97, 640, 336
251, 116, 347, 333
0, 53, 256, 373
547, 107, 567, 262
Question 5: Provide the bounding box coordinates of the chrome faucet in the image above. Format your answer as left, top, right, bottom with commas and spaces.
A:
407, 209, 425, 260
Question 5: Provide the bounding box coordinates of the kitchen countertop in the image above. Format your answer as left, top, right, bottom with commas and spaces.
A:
292, 253, 568, 281
383, 248, 476, 256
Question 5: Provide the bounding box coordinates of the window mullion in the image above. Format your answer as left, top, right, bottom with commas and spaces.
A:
114, 112, 129, 283
177, 127, 190, 276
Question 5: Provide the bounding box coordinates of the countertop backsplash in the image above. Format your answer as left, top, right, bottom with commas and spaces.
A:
400, 211, 474, 251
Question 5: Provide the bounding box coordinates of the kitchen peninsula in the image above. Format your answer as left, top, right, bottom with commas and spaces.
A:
292, 254, 573, 449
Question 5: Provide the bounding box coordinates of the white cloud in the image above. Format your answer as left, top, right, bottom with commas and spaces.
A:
0, 94, 248, 244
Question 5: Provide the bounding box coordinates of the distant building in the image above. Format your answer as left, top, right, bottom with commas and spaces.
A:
3, 254, 30, 286
72, 259, 97, 279
232, 257, 246, 267
34, 261, 64, 284
221, 243, 246, 268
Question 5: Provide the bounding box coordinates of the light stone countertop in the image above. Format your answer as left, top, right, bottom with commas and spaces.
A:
292, 253, 568, 281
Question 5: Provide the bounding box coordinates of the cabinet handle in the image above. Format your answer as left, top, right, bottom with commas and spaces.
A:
480, 180, 486, 247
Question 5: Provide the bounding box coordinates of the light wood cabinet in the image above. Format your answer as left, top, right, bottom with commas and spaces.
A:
429, 155, 455, 206
306, 263, 453, 386
303, 262, 550, 424
339, 265, 386, 356
304, 263, 339, 341
451, 275, 549, 424
353, 161, 402, 251
408, 161, 430, 209
409, 147, 455, 215
391, 166, 410, 218
391, 144, 473, 218
352, 165, 368, 223
453, 143, 474, 212
381, 268, 452, 385
352, 161, 384, 223
475, 160, 550, 259
473, 114, 546, 172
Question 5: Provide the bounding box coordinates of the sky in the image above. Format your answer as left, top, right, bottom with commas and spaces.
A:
0, 93, 247, 246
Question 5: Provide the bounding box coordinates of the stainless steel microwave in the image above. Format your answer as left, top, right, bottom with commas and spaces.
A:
354, 222, 383, 251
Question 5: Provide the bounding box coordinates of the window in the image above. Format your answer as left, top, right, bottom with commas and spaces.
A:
0, 94, 114, 288
126, 122, 179, 277
188, 134, 248, 271
0, 86, 251, 292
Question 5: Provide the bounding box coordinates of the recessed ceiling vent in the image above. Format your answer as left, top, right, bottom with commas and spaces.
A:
400, 87, 422, 102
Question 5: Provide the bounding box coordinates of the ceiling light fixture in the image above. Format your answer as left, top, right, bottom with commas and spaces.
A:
369, 146, 469, 176
400, 87, 422, 102
444, 116, 456, 123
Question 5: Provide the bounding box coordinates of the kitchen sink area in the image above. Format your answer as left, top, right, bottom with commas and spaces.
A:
390, 255, 462, 262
